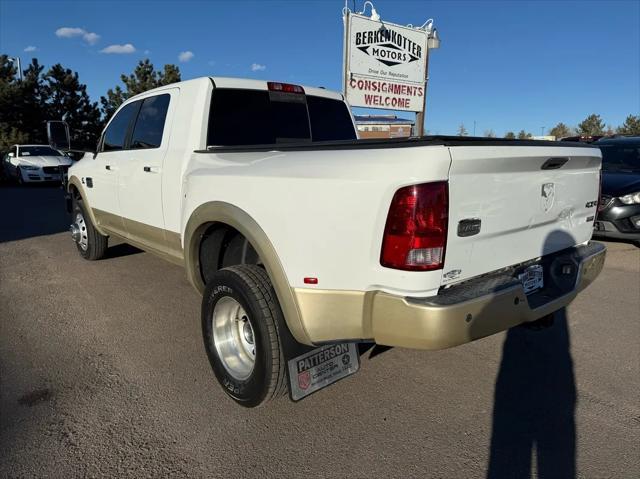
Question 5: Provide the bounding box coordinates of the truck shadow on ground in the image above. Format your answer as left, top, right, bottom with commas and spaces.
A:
487, 308, 576, 478
104, 242, 143, 259
483, 229, 578, 478
0, 184, 142, 259
0, 184, 70, 243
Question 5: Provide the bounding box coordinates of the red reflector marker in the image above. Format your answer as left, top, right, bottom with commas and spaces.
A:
380, 182, 449, 271
303, 277, 318, 285
267, 81, 305, 94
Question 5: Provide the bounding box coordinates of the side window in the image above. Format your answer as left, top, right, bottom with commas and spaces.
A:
102, 101, 140, 152
130, 94, 171, 149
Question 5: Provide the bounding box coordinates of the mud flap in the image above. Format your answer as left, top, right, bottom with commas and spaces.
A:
272, 312, 360, 401
286, 343, 360, 401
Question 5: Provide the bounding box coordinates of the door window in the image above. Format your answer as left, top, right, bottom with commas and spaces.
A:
130, 94, 171, 149
102, 101, 140, 152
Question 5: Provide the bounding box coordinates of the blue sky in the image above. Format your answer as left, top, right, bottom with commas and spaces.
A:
1, 0, 639, 135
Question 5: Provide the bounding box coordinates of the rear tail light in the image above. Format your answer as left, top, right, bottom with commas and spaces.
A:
267, 82, 305, 94
381, 182, 448, 271
597, 170, 604, 213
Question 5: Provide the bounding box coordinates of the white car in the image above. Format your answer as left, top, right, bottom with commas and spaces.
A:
2, 144, 73, 184
50, 77, 606, 407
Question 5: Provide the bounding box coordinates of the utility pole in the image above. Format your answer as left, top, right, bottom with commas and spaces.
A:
473, 120, 477, 136
415, 51, 430, 137
415, 27, 440, 137
540, 126, 545, 136
7, 56, 22, 81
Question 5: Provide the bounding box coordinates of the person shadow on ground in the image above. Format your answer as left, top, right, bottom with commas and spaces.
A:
486, 307, 576, 478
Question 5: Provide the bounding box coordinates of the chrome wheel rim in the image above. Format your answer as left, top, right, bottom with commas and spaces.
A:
74, 212, 88, 251
212, 297, 256, 380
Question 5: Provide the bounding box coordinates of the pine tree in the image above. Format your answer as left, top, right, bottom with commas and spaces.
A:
517, 130, 531, 139
549, 122, 572, 140
0, 55, 26, 151
44, 64, 102, 150
617, 115, 640, 135
577, 114, 605, 136
504, 131, 516, 139
100, 59, 181, 120
20, 58, 47, 143
457, 123, 468, 136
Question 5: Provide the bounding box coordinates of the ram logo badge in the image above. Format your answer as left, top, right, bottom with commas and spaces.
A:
541, 183, 555, 212
457, 218, 481, 237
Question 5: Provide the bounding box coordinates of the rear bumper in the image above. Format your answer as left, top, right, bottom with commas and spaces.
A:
370, 241, 606, 350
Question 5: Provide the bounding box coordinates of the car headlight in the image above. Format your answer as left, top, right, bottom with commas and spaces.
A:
21, 165, 39, 170
619, 192, 640, 205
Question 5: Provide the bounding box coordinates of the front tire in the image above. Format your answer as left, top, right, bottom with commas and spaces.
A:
72, 199, 108, 260
202, 265, 287, 407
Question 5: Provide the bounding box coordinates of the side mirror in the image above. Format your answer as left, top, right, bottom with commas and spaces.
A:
8, 152, 14, 158
47, 121, 71, 151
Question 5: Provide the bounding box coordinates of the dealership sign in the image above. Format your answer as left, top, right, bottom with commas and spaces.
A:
344, 12, 428, 112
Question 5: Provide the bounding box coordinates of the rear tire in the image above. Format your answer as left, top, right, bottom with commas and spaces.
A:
72, 199, 108, 260
201, 265, 287, 407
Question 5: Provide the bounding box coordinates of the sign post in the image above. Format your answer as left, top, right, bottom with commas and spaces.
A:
342, 6, 439, 135
415, 49, 430, 136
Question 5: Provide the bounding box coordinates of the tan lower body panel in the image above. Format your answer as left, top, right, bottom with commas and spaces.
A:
292, 289, 374, 342
92, 208, 184, 265
294, 243, 606, 350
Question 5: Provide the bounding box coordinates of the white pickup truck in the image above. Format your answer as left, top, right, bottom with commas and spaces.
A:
48, 77, 606, 407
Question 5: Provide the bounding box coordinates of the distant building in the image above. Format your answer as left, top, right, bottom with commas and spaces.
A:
531, 135, 557, 141
354, 115, 415, 139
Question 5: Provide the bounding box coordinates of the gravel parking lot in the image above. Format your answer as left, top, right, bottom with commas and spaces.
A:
1, 185, 638, 478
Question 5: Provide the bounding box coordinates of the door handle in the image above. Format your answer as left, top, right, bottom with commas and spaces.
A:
105, 165, 118, 171
143, 166, 160, 173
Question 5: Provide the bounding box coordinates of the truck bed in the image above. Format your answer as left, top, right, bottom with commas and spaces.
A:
195, 135, 598, 153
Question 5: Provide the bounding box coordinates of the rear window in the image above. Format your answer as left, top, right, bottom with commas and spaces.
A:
599, 143, 640, 172
207, 88, 355, 146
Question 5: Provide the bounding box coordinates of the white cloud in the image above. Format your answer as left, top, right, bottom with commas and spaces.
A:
24, 46, 37, 52
144, 49, 151, 55
178, 51, 194, 63
56, 27, 84, 38
251, 63, 266, 72
55, 27, 100, 45
100, 43, 136, 54
83, 32, 100, 45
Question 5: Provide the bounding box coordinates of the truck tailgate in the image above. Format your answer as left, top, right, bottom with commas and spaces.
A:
443, 145, 601, 285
